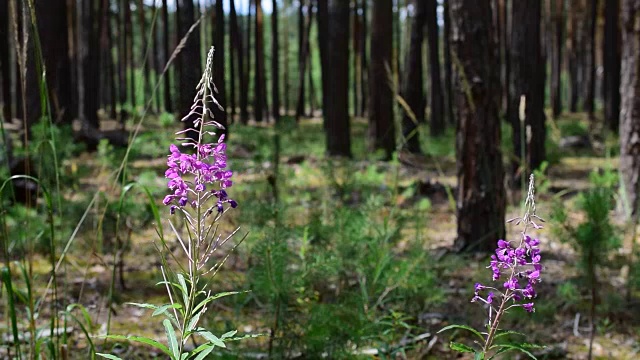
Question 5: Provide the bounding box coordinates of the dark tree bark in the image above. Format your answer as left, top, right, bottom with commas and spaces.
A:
551, 0, 563, 118
254, 0, 265, 122
584, 0, 597, 120
283, 0, 291, 114
325, 0, 351, 157
620, 0, 640, 215
450, 0, 505, 252
177, 0, 201, 137
229, 0, 247, 123
369, 0, 395, 158
162, 0, 172, 113
400, 0, 425, 154
271, 0, 280, 122
1, 0, 11, 122
568, 0, 581, 112
509, 0, 545, 185
125, 0, 135, 109
603, 0, 621, 133
117, 0, 128, 121
444, 0, 454, 125
108, 6, 118, 119
426, 0, 445, 136
352, 1, 361, 117
138, 0, 152, 108
228, 3, 236, 120
213, 0, 227, 136
83, 0, 102, 128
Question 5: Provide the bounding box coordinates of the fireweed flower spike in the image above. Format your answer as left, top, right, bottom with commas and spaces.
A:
98, 47, 247, 360
438, 174, 545, 359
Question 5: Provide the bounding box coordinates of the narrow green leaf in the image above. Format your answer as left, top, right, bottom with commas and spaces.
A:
191, 291, 242, 315
491, 344, 538, 359
493, 330, 526, 339
96, 353, 124, 360
97, 335, 172, 358
197, 330, 226, 348
176, 274, 189, 306
221, 330, 237, 339
193, 346, 215, 360
152, 304, 179, 317
164, 319, 180, 360
474, 352, 485, 360
437, 324, 485, 342
449, 342, 475, 353
126, 302, 159, 311
186, 310, 203, 334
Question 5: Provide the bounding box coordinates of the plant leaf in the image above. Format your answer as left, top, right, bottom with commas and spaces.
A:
490, 344, 538, 359
449, 342, 475, 353
97, 334, 172, 358
437, 324, 485, 342
197, 330, 226, 348
164, 319, 180, 360
193, 345, 215, 360
96, 354, 124, 360
221, 330, 237, 339
493, 330, 527, 339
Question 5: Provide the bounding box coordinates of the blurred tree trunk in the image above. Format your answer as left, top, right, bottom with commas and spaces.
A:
551, 0, 563, 118
271, 0, 280, 122
360, 0, 368, 117
1, 0, 11, 122
584, 0, 597, 120
426, 0, 444, 136
325, 0, 351, 157
444, 0, 454, 125
400, 0, 425, 154
125, 0, 135, 110
230, 0, 247, 123
254, 0, 265, 122
295, 0, 309, 120
317, 0, 328, 120
509, 0, 545, 186
283, 0, 291, 114
177, 0, 201, 137
108, 6, 118, 119
450, 0, 505, 252
620, 0, 640, 215
84, 0, 100, 128
568, 0, 581, 112
246, 0, 253, 119
138, 0, 151, 109
352, 1, 361, 117
213, 0, 227, 136
603, 0, 621, 133
228, 2, 236, 120
162, 0, 172, 113
117, 0, 127, 121
369, 0, 395, 159
305, 3, 315, 115
393, 0, 401, 81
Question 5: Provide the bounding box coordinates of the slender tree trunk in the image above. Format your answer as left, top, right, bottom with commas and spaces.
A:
352, 1, 361, 117
246, 0, 253, 118
0, 0, 10, 122
426, 0, 445, 136
162, 0, 172, 113
444, 0, 454, 125
325, 0, 351, 157
125, 0, 135, 110
84, 0, 100, 128
551, 0, 563, 118
271, 0, 280, 121
138, 0, 152, 110
108, 6, 118, 119
451, 0, 505, 252
317, 0, 328, 120
295, 0, 308, 120
305, 2, 315, 115
568, 0, 580, 112
369, 0, 395, 158
620, 0, 640, 215
230, 0, 247, 123
254, 0, 265, 122
603, 0, 621, 133
509, 0, 545, 186
283, 0, 291, 114
213, 0, 227, 136
228, 2, 236, 120
177, 0, 202, 138
584, 0, 597, 120
401, 0, 425, 154
360, 0, 368, 116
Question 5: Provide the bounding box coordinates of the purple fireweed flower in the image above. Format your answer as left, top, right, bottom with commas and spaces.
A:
473, 233, 543, 313
163, 133, 236, 213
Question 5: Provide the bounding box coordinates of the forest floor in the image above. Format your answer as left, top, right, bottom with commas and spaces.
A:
2, 112, 639, 359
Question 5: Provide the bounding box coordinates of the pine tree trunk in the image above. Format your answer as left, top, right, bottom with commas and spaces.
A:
0, 0, 10, 122
295, 0, 308, 120
509, 0, 545, 185
108, 5, 118, 119
584, 0, 597, 120
444, 0, 454, 125
620, 0, 640, 215
568, 0, 580, 112
84, 0, 100, 128
352, 1, 361, 117
317, 0, 328, 120
213, 0, 227, 136
450, 0, 505, 252
271, 0, 280, 121
138, 0, 151, 109
360, 0, 368, 117
228, 2, 236, 120
369, 0, 395, 159
325, 0, 351, 157
177, 0, 202, 138
162, 0, 172, 113
230, 0, 247, 123
254, 0, 265, 122
118, 0, 128, 121
603, 0, 621, 133
551, 0, 563, 118
426, 0, 445, 136
283, 0, 291, 114
401, 0, 425, 154
125, 0, 135, 110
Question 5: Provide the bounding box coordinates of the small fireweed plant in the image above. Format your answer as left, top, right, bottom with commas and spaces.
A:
439, 174, 544, 359
98, 47, 248, 360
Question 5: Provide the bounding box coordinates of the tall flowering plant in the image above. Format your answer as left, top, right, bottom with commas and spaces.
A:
439, 174, 544, 359
98, 47, 246, 360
